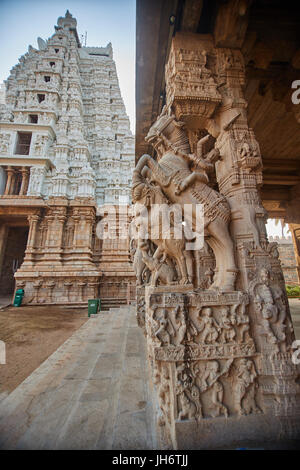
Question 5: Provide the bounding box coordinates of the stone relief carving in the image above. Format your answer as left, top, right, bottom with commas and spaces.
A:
176, 363, 202, 421
251, 268, 289, 349
194, 359, 232, 418
132, 106, 238, 291
140, 240, 177, 287
233, 358, 261, 416
0, 133, 11, 154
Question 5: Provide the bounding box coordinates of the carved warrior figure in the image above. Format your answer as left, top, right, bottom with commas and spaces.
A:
197, 307, 220, 344
154, 309, 174, 346
176, 363, 202, 421
233, 358, 261, 416
233, 295, 251, 343
153, 305, 186, 347
252, 268, 287, 345
132, 106, 237, 291
196, 359, 232, 418
219, 306, 236, 343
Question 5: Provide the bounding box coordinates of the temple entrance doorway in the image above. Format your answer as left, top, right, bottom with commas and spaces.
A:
0, 224, 29, 302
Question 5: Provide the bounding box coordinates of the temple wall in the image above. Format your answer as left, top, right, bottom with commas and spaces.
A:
270, 236, 299, 285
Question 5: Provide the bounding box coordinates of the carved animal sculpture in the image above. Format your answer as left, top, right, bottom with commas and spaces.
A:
178, 391, 198, 420
134, 194, 194, 284
139, 242, 176, 287
132, 106, 238, 291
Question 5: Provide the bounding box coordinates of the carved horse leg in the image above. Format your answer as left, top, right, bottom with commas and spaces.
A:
184, 250, 194, 284
207, 218, 237, 291
176, 253, 190, 284
206, 237, 222, 289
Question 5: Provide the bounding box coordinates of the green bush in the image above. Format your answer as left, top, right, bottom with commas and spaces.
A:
286, 285, 300, 297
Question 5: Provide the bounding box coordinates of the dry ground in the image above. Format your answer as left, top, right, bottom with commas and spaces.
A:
0, 305, 88, 394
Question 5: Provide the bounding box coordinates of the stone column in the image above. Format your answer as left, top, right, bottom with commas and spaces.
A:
4, 166, 15, 195
23, 214, 40, 266
19, 166, 30, 196
71, 206, 95, 266
40, 207, 67, 264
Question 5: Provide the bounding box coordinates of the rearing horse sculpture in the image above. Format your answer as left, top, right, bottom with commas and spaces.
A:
132, 106, 237, 291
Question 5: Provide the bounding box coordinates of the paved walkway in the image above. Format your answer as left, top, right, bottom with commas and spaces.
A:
0, 306, 155, 450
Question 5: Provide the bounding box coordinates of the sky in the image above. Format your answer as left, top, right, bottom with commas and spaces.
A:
0, 0, 136, 131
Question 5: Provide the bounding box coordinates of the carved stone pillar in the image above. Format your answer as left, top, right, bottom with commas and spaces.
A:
133, 32, 300, 449
23, 214, 40, 266
19, 166, 30, 195
4, 166, 14, 195
40, 207, 66, 264
71, 206, 96, 266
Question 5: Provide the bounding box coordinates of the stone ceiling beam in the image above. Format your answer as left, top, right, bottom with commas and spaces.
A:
181, 0, 203, 32
263, 175, 300, 186
136, 0, 179, 159
213, 0, 252, 48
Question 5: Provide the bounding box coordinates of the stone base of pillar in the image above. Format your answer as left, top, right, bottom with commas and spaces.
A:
142, 286, 300, 450
164, 413, 300, 449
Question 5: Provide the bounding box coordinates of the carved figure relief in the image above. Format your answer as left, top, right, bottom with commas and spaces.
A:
152, 305, 186, 348
251, 268, 288, 347
139, 240, 177, 287
195, 359, 232, 418
0, 134, 11, 154
219, 306, 236, 343
233, 358, 261, 416
197, 307, 221, 344
132, 106, 238, 291
176, 363, 202, 421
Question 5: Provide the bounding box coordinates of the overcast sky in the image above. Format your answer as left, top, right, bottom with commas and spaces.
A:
0, 0, 136, 131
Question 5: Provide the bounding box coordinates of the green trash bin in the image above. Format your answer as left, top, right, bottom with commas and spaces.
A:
88, 299, 99, 317
13, 289, 24, 307
16, 289, 24, 295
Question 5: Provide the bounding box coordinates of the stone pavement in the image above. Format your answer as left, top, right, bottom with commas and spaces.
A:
0, 305, 156, 450
289, 298, 300, 340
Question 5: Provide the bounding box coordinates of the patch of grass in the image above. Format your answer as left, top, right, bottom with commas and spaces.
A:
286, 285, 300, 297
